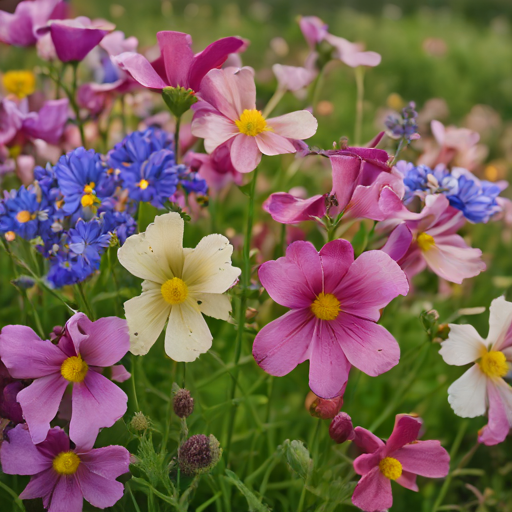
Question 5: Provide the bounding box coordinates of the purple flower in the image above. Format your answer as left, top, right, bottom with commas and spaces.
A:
0, 361, 25, 425
0, 313, 129, 448
1, 424, 130, 512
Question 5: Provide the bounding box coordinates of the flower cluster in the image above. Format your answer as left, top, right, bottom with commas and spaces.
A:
385, 101, 420, 142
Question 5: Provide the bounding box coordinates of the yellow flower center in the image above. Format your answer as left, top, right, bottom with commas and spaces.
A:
53, 451, 80, 475
16, 210, 33, 223
417, 232, 435, 252
480, 350, 508, 378
5, 231, 16, 242
379, 457, 403, 480
83, 182, 95, 194
311, 293, 341, 321
161, 277, 189, 305
138, 179, 149, 190
81, 182, 99, 208
61, 355, 89, 383
235, 109, 271, 137
2, 70, 36, 99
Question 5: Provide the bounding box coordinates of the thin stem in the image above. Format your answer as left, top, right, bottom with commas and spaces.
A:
131, 354, 140, 412
391, 137, 406, 166
174, 115, 181, 164
262, 87, 286, 118
310, 66, 326, 113
0, 480, 26, 511
77, 281, 94, 320
224, 166, 260, 466
70, 62, 86, 147
354, 66, 365, 146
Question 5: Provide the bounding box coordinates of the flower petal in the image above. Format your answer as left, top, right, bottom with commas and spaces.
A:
191, 111, 238, 153
19, 468, 59, 501
394, 440, 450, 478
478, 379, 511, 446
113, 51, 169, 89
384, 415, 422, 454
353, 451, 381, 476
263, 192, 326, 225
164, 301, 212, 362
255, 131, 297, 156
352, 467, 393, 512
353, 426, 385, 453
230, 134, 262, 173
396, 470, 418, 492
439, 324, 486, 366
487, 296, 512, 351
447, 365, 487, 418
266, 111, 318, 140
156, 31, 194, 87
76, 465, 125, 509
381, 224, 413, 262
47, 473, 83, 512
78, 445, 131, 479
195, 293, 232, 320
319, 239, 354, 294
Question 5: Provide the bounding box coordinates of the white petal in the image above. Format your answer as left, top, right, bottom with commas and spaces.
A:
118, 233, 168, 283
183, 234, 241, 294
439, 324, 486, 366
447, 365, 488, 418
145, 212, 185, 278
124, 287, 170, 356
195, 293, 232, 320
164, 300, 212, 362
487, 296, 512, 351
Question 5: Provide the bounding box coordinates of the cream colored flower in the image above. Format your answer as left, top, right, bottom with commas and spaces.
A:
118, 212, 241, 361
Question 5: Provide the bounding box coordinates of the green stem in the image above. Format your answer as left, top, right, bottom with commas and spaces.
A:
354, 66, 365, 146
77, 281, 94, 320
262, 87, 286, 118
391, 137, 406, 166
70, 62, 86, 147
310, 66, 326, 113
131, 354, 140, 412
174, 115, 182, 163
0, 480, 26, 511
224, 166, 260, 466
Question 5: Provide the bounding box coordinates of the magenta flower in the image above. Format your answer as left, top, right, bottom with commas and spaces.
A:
1, 424, 130, 512
352, 414, 450, 512
36, 17, 114, 62
381, 194, 486, 283
191, 67, 318, 173
272, 64, 317, 93
0, 0, 65, 47
264, 146, 405, 224
299, 16, 381, 68
252, 240, 408, 398
0, 313, 129, 448
113, 31, 245, 92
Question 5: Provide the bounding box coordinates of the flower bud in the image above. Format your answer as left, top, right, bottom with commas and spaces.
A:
305, 391, 343, 419
329, 412, 355, 444
11, 276, 36, 290
130, 412, 150, 432
178, 434, 222, 475
173, 388, 194, 419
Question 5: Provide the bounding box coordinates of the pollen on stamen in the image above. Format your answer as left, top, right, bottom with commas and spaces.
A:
311, 293, 341, 321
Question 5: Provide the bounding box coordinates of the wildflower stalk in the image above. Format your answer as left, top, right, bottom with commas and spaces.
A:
70, 62, 86, 148
76, 281, 94, 320
174, 116, 181, 163
131, 354, 140, 412
354, 66, 365, 146
262, 87, 286, 118
224, 166, 260, 466
310, 66, 326, 113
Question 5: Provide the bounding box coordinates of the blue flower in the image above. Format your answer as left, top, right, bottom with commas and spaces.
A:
101, 210, 137, 244
177, 166, 208, 196
121, 149, 180, 208
107, 127, 173, 173
54, 147, 116, 219
385, 102, 419, 142
68, 219, 111, 269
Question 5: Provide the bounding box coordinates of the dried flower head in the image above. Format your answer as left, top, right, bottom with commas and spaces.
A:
173, 388, 194, 419
178, 434, 222, 475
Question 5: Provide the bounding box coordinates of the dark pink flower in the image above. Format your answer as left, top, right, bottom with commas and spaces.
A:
1, 424, 130, 512
252, 240, 408, 398
113, 31, 245, 92
352, 415, 450, 512
0, 313, 129, 448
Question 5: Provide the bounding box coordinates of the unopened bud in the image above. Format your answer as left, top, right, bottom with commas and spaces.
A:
305, 391, 343, 420
173, 388, 194, 418
11, 275, 36, 290
178, 434, 222, 475
130, 412, 150, 432
329, 412, 355, 444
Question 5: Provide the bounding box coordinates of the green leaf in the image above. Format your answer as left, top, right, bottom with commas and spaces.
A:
238, 181, 254, 197
280, 440, 313, 481
224, 469, 272, 511
351, 222, 368, 257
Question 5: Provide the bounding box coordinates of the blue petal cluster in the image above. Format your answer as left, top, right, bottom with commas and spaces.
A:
385, 102, 419, 142
397, 160, 503, 223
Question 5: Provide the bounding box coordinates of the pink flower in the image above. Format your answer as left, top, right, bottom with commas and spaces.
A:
191, 67, 318, 173
264, 146, 405, 224
252, 240, 408, 398
272, 64, 317, 92
299, 16, 381, 68
352, 415, 450, 512
439, 296, 512, 446
113, 31, 245, 92
36, 17, 114, 63
381, 194, 486, 284
1, 424, 130, 512
0, 313, 129, 448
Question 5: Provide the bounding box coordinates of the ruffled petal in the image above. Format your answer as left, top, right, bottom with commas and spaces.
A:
113, 51, 169, 89
76, 465, 125, 509
487, 296, 512, 352
384, 415, 422, 454
319, 239, 354, 294
266, 111, 318, 139
393, 440, 450, 478
352, 467, 393, 512
439, 324, 486, 366
156, 31, 194, 87
478, 379, 511, 446
195, 293, 232, 320
230, 134, 262, 173
447, 365, 487, 418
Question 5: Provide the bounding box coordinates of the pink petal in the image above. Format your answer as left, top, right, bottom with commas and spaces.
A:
266, 111, 318, 140
22, 98, 69, 145
230, 134, 262, 173
188, 37, 245, 91
0, 424, 53, 475
381, 224, 413, 262
319, 239, 354, 294
70, 370, 128, 450
191, 111, 238, 154
111, 364, 131, 383
17, 373, 68, 445
156, 31, 194, 88
255, 131, 297, 156
113, 52, 169, 89
329, 155, 362, 212
309, 320, 351, 399
78, 445, 131, 479
332, 313, 400, 377
353, 426, 386, 453
258, 240, 322, 308
0, 325, 65, 378
353, 451, 381, 476
252, 309, 314, 377
299, 16, 328, 48
393, 440, 450, 478
19, 468, 59, 501
263, 192, 326, 224
385, 415, 422, 454
352, 467, 393, 512
47, 474, 84, 512
73, 315, 129, 367
272, 64, 317, 92
396, 470, 418, 492
478, 379, 512, 446
50, 23, 109, 63
76, 465, 125, 509
334, 250, 409, 321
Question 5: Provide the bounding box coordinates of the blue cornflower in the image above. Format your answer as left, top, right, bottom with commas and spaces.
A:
68, 218, 111, 270
0, 186, 52, 240
177, 166, 208, 195
54, 147, 116, 218
385, 102, 419, 142
101, 210, 137, 244
121, 149, 180, 208
107, 127, 173, 172
34, 163, 61, 203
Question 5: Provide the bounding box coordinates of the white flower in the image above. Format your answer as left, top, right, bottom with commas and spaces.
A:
118, 212, 241, 361
439, 296, 512, 445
